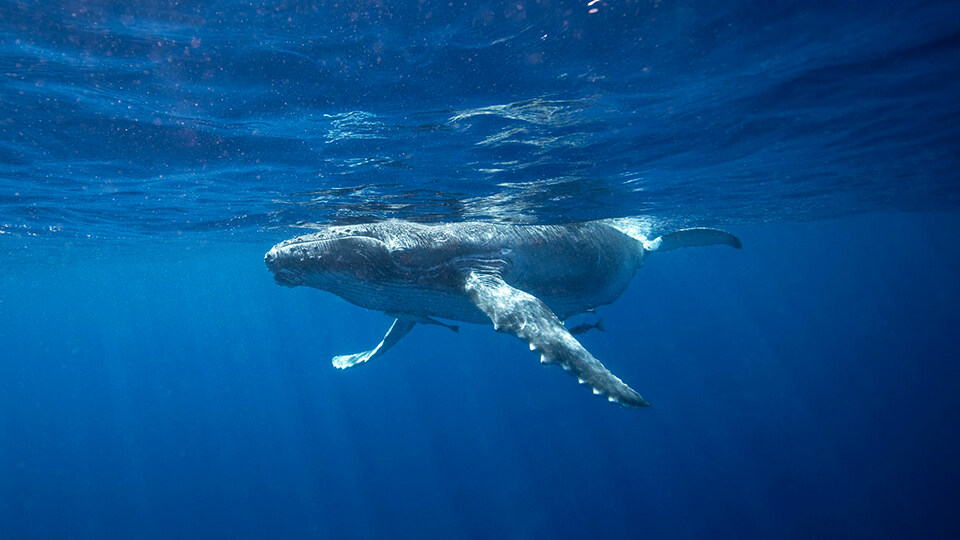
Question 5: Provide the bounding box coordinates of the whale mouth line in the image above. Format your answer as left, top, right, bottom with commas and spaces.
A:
278, 234, 374, 248
265, 233, 391, 275
266, 235, 377, 262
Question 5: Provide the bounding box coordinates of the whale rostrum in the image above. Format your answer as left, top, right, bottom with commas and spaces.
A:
265, 219, 741, 408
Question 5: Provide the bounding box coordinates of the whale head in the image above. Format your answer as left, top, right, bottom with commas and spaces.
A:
266, 220, 489, 320
264, 224, 397, 290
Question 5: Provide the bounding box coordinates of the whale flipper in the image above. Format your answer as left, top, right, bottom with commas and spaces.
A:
645, 228, 742, 252
332, 318, 416, 369
463, 271, 650, 408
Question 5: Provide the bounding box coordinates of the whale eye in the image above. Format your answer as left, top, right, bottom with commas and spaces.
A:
393, 248, 416, 266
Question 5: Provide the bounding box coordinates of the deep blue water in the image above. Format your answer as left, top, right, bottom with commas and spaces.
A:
2, 1, 960, 538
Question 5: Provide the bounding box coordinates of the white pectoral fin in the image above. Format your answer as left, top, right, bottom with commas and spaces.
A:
463, 271, 649, 408
332, 319, 416, 369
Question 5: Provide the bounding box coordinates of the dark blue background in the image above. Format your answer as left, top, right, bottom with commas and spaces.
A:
2, 0, 960, 537
2, 214, 959, 538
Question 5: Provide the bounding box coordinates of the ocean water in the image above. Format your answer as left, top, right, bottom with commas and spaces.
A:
2, 1, 959, 538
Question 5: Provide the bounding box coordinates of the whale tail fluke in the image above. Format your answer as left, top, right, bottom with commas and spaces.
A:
644, 228, 742, 252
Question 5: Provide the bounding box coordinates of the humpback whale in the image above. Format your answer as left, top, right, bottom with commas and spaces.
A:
265, 219, 740, 408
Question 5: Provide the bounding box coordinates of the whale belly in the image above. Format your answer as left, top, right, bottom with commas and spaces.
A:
310, 273, 489, 323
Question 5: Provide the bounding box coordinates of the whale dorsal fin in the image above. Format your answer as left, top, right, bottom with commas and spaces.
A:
462, 271, 650, 408
645, 228, 742, 252
332, 318, 416, 369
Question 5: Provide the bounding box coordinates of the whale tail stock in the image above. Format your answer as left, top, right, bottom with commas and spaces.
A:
643, 228, 742, 253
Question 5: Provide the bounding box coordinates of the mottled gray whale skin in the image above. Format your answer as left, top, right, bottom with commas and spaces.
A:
265, 219, 741, 408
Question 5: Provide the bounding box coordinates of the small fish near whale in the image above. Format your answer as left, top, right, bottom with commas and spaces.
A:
567, 317, 604, 336
265, 219, 741, 408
